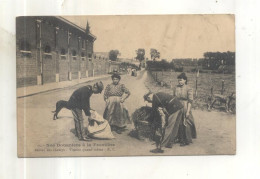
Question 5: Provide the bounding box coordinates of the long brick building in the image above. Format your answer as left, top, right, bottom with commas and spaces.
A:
16, 16, 110, 88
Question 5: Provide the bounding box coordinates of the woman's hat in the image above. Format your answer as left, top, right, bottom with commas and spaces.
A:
111, 73, 121, 80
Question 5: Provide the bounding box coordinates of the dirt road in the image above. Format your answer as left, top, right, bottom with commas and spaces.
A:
17, 71, 235, 157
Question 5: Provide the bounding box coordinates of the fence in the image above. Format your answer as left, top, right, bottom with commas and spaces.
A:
149, 70, 235, 102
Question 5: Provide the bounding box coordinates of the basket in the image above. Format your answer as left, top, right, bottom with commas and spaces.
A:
131, 106, 154, 139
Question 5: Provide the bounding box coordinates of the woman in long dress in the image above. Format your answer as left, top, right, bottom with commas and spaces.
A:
103, 73, 131, 134
173, 72, 197, 146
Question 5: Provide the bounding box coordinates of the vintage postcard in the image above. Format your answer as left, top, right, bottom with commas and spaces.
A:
17, 15, 235, 157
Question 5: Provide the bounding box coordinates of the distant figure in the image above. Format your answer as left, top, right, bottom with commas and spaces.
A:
53, 82, 104, 141
131, 69, 137, 77
103, 73, 131, 134
173, 72, 197, 146
127, 68, 132, 75
113, 69, 118, 73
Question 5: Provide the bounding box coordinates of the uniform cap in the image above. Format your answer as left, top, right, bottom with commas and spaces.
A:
95, 81, 104, 93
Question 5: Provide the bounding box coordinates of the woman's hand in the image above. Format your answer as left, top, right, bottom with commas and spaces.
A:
185, 111, 190, 118
120, 98, 125, 103
183, 118, 188, 127
184, 111, 190, 126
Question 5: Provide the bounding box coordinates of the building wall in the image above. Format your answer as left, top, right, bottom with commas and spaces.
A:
41, 20, 57, 84
88, 60, 94, 77
79, 39, 87, 78
80, 57, 87, 78
69, 32, 80, 80
56, 28, 69, 81
16, 17, 110, 88
86, 40, 93, 56
16, 17, 38, 87
93, 53, 109, 76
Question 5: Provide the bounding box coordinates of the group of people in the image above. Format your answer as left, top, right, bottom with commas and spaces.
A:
143, 72, 197, 153
53, 73, 131, 141
127, 67, 137, 76
53, 71, 197, 153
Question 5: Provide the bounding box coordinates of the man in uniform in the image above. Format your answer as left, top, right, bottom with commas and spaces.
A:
143, 91, 183, 153
67, 81, 104, 141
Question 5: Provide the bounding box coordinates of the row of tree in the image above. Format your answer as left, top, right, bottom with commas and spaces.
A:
109, 48, 161, 62
146, 60, 175, 71
119, 62, 139, 70
109, 48, 235, 71
201, 51, 235, 70
146, 51, 235, 73
109, 50, 120, 61
135, 48, 161, 61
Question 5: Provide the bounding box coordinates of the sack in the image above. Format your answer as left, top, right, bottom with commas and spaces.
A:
88, 121, 115, 139
88, 111, 115, 139
89, 110, 105, 123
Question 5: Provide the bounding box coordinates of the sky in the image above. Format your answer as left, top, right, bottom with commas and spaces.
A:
63, 15, 235, 60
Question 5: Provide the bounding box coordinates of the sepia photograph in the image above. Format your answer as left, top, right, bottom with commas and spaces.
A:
16, 15, 236, 157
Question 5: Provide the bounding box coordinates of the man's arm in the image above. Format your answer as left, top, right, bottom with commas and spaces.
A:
81, 87, 91, 116
83, 97, 91, 116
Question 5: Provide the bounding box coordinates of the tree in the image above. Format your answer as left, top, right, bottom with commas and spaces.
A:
135, 48, 145, 61
150, 48, 160, 61
109, 50, 120, 61
203, 51, 235, 70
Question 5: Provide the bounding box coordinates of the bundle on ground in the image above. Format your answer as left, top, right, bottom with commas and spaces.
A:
131, 106, 154, 139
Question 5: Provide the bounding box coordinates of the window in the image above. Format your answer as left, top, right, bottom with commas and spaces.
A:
88, 53, 92, 61
81, 40, 85, 49
60, 48, 66, 60
44, 45, 52, 59
44, 45, 51, 54
20, 40, 31, 52
72, 50, 77, 60
81, 52, 85, 61
72, 50, 77, 56
20, 40, 32, 57
61, 48, 66, 55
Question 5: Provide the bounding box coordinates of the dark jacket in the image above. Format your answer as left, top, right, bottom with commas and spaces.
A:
151, 92, 183, 129
152, 92, 183, 115
67, 85, 93, 116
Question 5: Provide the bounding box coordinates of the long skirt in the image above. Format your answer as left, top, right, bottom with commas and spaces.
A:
177, 109, 196, 144
103, 96, 131, 128
161, 108, 196, 147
